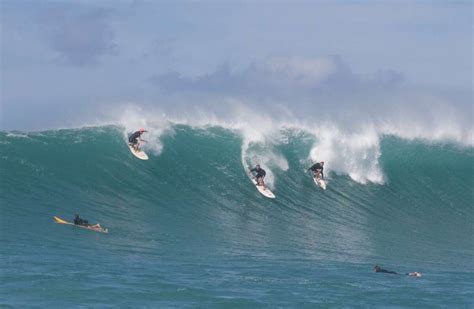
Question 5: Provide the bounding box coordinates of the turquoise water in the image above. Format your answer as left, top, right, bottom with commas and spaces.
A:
1, 125, 473, 307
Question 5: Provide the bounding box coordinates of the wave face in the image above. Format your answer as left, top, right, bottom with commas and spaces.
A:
1, 125, 473, 307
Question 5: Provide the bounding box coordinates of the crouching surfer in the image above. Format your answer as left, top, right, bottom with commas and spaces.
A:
249, 164, 267, 188
373, 265, 422, 277
307, 161, 324, 180
128, 128, 148, 151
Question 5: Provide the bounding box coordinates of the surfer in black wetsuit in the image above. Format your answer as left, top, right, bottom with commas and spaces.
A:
74, 214, 89, 226
249, 164, 266, 187
308, 161, 324, 179
373, 265, 422, 277
73, 214, 102, 229
128, 128, 147, 151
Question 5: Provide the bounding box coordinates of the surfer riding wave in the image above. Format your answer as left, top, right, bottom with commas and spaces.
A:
128, 128, 148, 151
249, 164, 267, 188
308, 161, 324, 180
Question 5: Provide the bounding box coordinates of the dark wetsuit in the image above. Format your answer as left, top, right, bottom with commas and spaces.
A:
374, 267, 398, 274
74, 215, 89, 226
374, 266, 420, 276
128, 131, 142, 146
308, 163, 324, 179
250, 167, 266, 180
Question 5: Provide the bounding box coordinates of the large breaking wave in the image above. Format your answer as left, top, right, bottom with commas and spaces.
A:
1, 124, 472, 270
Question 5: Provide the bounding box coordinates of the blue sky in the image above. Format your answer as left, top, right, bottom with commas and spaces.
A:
1, 0, 472, 130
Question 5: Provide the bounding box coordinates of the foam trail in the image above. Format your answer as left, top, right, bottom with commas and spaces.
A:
308, 124, 384, 184
116, 105, 172, 155
241, 139, 289, 189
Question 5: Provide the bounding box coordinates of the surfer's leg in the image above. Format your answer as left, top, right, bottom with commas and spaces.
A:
130, 139, 139, 150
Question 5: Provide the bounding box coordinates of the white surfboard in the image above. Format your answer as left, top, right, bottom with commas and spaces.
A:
313, 176, 326, 190
128, 144, 149, 160
251, 178, 276, 199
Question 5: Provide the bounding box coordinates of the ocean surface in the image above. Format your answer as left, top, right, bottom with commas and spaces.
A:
1, 125, 473, 307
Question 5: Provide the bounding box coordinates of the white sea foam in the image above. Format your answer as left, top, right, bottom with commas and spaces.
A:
307, 124, 384, 184
74, 60, 473, 187
6, 132, 30, 138
114, 105, 172, 155
94, 96, 471, 185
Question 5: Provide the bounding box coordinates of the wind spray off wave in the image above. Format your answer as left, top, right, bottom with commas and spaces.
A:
103, 91, 472, 185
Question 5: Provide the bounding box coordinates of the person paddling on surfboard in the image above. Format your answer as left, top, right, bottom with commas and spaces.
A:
74, 214, 101, 229
373, 265, 422, 277
308, 161, 324, 180
128, 128, 148, 151
249, 164, 267, 188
